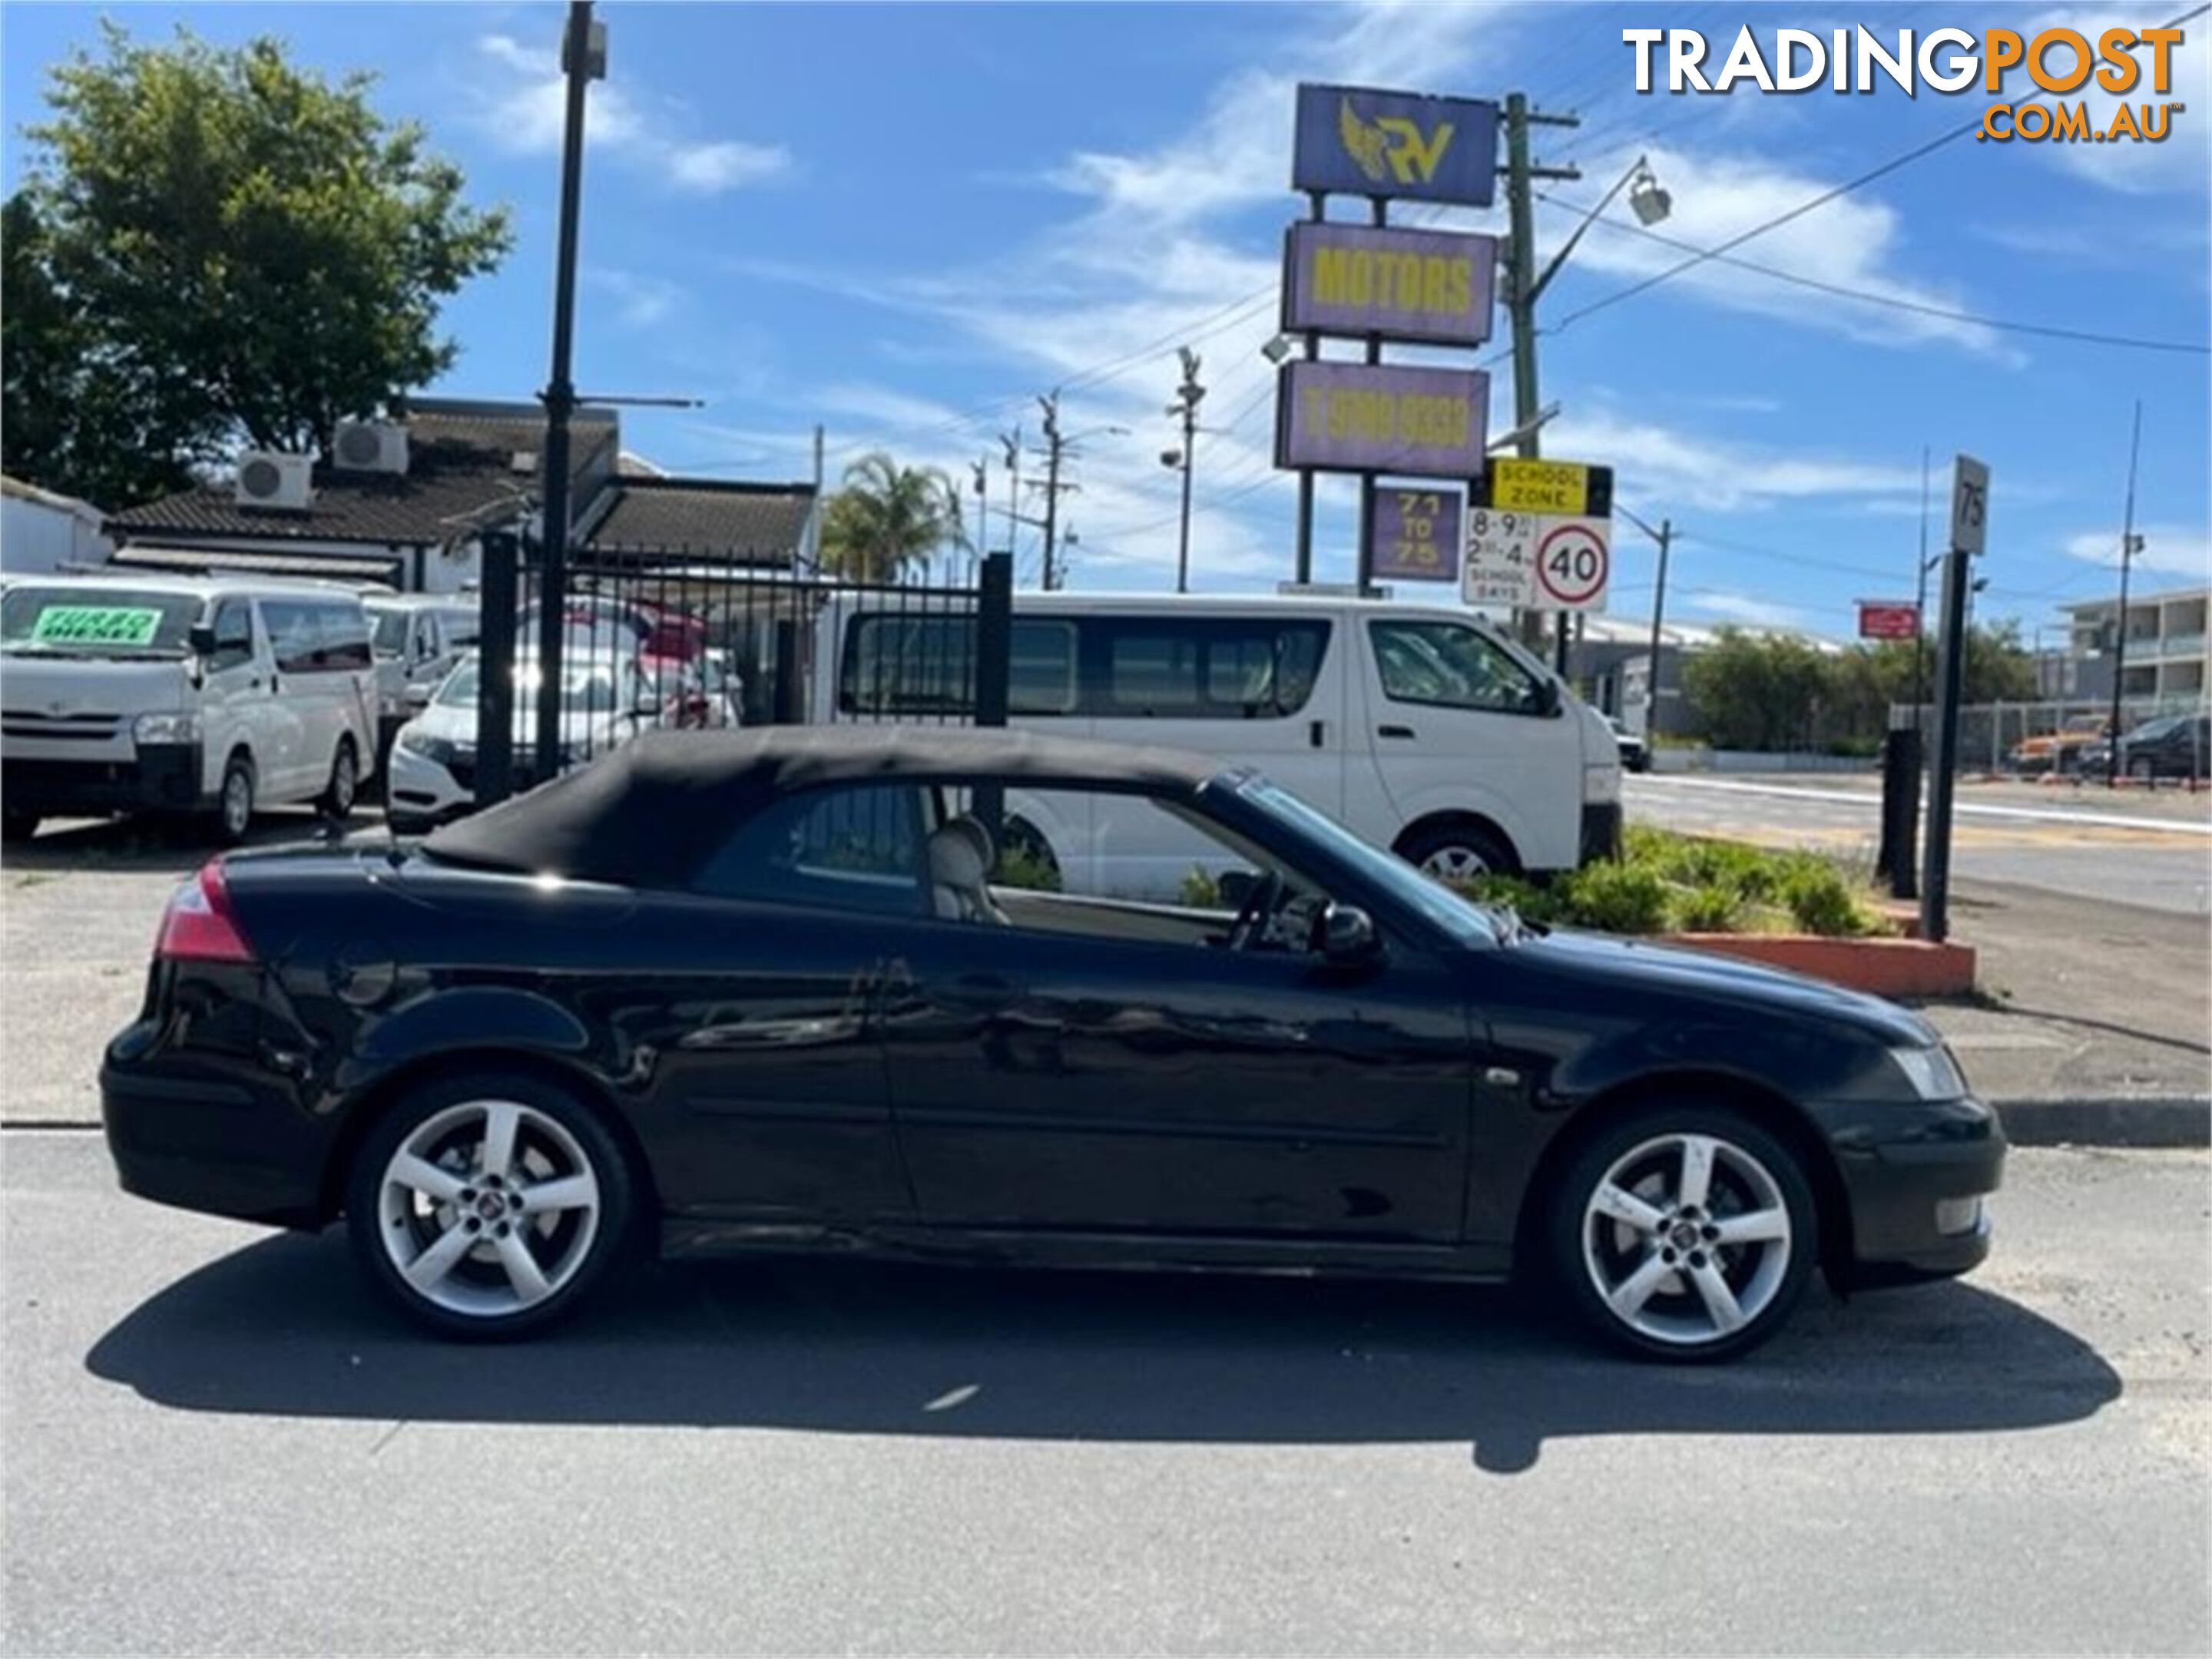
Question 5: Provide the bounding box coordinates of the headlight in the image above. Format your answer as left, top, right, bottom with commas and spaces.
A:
396, 727, 453, 765
1887, 1044, 1967, 1101
132, 712, 201, 746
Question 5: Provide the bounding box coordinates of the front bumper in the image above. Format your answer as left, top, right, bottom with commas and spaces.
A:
385, 743, 474, 830
1810, 1093, 2005, 1286
2, 743, 204, 816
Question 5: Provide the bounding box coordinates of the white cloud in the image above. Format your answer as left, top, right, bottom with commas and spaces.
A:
474, 34, 789, 194
584, 268, 682, 329
2063, 523, 2212, 579
1678, 589, 1814, 629
1548, 407, 1923, 514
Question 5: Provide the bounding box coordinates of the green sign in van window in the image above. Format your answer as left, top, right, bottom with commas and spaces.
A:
29, 605, 164, 647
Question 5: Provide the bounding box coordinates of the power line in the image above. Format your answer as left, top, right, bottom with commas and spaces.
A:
1535, 188, 2211, 356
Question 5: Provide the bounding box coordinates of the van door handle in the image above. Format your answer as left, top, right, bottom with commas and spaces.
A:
1378, 724, 1416, 740
1309, 720, 1326, 749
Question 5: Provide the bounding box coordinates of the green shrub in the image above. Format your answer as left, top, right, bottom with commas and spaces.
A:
992, 843, 1062, 892
1560, 860, 1671, 934
1452, 873, 1568, 926
1776, 857, 1864, 936
1669, 882, 1744, 933
1177, 866, 1223, 909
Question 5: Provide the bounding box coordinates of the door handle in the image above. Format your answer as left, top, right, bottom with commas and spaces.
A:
248, 678, 263, 690
1309, 719, 1326, 749
1378, 724, 1416, 740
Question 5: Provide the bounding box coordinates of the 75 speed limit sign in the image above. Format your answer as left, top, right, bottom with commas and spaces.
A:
1533, 518, 1611, 611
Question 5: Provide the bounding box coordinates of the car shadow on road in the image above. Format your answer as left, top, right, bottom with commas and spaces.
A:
84, 1234, 2121, 1475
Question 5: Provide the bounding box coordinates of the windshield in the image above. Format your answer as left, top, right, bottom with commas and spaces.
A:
1233, 777, 1500, 946
0, 586, 201, 656
367, 608, 410, 657
435, 659, 625, 714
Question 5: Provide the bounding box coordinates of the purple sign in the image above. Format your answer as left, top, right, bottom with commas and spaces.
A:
1283, 223, 1496, 346
1369, 485, 1462, 583
1275, 360, 1489, 477
1292, 84, 1499, 207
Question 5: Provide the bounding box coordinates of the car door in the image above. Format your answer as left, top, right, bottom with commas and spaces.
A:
247, 598, 313, 796
880, 789, 1475, 1243
630, 781, 936, 1225
197, 598, 262, 798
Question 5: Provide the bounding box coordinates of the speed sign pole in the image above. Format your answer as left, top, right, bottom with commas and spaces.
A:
1920, 454, 1988, 944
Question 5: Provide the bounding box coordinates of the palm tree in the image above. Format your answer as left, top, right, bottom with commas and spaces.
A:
818, 452, 969, 584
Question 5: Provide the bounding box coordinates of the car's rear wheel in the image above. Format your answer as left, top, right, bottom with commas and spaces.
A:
1548, 1104, 1816, 1362
346, 1072, 634, 1339
2128, 754, 2157, 783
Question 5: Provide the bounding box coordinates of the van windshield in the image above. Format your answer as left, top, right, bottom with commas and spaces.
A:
366, 608, 411, 657
0, 587, 201, 657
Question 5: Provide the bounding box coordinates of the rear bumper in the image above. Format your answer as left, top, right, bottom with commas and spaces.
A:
1811, 1093, 2006, 1286
101, 1033, 329, 1230
2, 744, 204, 816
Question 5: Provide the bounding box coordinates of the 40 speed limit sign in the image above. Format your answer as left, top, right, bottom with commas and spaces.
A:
1532, 517, 1610, 611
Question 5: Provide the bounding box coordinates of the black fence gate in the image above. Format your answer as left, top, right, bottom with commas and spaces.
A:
471, 531, 1011, 809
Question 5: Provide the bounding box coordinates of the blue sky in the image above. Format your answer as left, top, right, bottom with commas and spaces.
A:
4, 1, 2207, 639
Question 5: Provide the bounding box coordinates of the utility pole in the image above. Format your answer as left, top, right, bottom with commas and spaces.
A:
970, 455, 988, 586
533, 0, 604, 776
1167, 347, 1204, 594
1643, 518, 1672, 740
1497, 91, 1583, 665
1035, 392, 1068, 591
998, 426, 1021, 574
2107, 399, 2146, 786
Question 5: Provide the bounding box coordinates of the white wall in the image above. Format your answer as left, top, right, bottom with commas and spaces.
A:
1, 495, 111, 575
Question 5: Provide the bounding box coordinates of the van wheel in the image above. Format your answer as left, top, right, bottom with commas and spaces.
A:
213, 753, 255, 845
2, 810, 38, 844
2128, 755, 2157, 783
1398, 820, 1516, 882
318, 738, 359, 823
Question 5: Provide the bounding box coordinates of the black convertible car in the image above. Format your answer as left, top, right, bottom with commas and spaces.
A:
103, 727, 2001, 1359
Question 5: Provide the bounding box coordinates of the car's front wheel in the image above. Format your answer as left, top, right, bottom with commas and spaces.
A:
346, 1072, 634, 1339
1548, 1103, 1816, 1362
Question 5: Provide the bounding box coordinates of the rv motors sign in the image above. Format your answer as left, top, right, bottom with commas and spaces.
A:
1291, 84, 1501, 206
1282, 223, 1498, 346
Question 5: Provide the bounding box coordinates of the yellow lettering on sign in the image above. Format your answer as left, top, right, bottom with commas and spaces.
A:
1492, 459, 1588, 515
1305, 246, 1478, 320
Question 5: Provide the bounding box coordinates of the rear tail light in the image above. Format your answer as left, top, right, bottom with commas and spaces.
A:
156, 860, 257, 964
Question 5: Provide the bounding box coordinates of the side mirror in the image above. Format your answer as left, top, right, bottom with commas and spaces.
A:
1318, 902, 1382, 965
634, 687, 663, 717
405, 685, 433, 714
187, 623, 217, 658
1216, 869, 1257, 909
1535, 678, 1562, 716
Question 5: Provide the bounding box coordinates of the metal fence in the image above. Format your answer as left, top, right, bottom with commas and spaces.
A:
1887, 695, 2211, 775
469, 532, 1012, 807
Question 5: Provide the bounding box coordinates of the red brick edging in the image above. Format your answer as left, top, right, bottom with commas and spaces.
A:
1663, 932, 1977, 998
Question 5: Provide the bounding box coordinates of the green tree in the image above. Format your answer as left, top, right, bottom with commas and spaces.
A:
2, 23, 511, 505
1680, 628, 1831, 750
819, 452, 969, 583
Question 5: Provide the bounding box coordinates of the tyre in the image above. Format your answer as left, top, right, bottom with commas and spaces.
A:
2, 810, 38, 844
1546, 1102, 1817, 1363
346, 1071, 634, 1340
2128, 755, 2157, 783
211, 753, 255, 846
317, 737, 359, 823
1398, 819, 1518, 882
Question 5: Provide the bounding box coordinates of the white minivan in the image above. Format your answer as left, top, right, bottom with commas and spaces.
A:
816, 591, 1621, 896
1, 575, 379, 843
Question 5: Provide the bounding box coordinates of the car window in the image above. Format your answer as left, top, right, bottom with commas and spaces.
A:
1369, 618, 1544, 715
839, 615, 1076, 717
209, 599, 255, 671
1091, 618, 1330, 719
692, 783, 927, 916
263, 599, 373, 675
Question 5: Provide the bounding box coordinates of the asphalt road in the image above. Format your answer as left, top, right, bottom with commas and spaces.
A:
1625, 775, 2212, 915
3, 1132, 2205, 1657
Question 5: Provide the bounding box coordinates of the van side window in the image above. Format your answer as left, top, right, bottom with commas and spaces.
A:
1094, 619, 1330, 719
208, 601, 254, 671
839, 616, 1077, 717
263, 601, 373, 675
1369, 619, 1545, 715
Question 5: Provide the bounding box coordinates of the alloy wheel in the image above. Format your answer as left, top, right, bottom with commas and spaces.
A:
220, 767, 253, 839
329, 747, 357, 815
376, 1099, 603, 1319
1580, 1131, 1793, 1348
1419, 844, 1488, 881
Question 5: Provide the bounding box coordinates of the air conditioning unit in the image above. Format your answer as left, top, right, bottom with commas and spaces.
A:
233, 451, 314, 511
332, 419, 409, 475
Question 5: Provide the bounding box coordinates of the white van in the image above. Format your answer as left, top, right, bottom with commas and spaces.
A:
1, 575, 379, 843
364, 593, 482, 765
816, 591, 1620, 896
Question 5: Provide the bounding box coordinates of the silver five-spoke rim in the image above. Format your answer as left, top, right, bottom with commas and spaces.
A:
1419, 844, 1488, 881
1582, 1132, 1792, 1347
379, 1101, 601, 1318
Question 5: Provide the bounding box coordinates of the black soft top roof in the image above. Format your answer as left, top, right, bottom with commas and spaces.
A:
422, 725, 1224, 886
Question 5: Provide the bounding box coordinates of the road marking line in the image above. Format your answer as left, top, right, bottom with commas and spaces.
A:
1629, 777, 2212, 836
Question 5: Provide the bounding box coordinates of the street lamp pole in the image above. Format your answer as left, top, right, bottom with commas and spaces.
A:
2106, 399, 2146, 786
